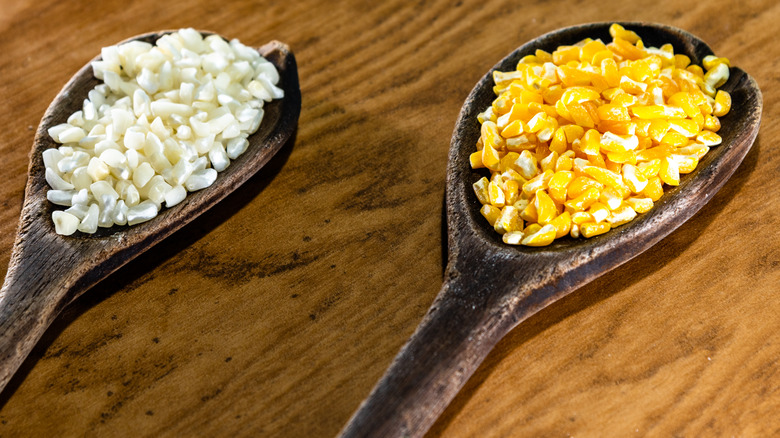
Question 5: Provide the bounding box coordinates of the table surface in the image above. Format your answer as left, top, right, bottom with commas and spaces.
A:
0, 0, 777, 436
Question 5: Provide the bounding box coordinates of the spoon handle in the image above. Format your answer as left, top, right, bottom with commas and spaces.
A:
338, 260, 527, 438
0, 211, 96, 392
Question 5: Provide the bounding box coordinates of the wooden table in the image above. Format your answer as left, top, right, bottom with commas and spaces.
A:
0, 0, 776, 436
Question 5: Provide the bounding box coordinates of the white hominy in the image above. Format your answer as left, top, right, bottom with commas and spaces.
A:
44, 29, 283, 235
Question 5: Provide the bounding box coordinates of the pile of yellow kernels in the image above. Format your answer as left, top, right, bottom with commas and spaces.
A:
471, 24, 732, 246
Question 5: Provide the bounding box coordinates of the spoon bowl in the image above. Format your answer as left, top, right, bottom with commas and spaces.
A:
339, 22, 761, 438
0, 31, 300, 392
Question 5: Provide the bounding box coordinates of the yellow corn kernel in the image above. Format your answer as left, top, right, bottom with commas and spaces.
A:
550, 127, 568, 154
520, 88, 544, 104
561, 124, 585, 142
625, 197, 654, 213
608, 205, 637, 227
632, 105, 686, 119
513, 149, 538, 179
668, 91, 699, 118
493, 70, 524, 87
499, 152, 521, 173
521, 223, 557, 246
513, 198, 529, 211
673, 53, 691, 69
591, 49, 615, 66
470, 151, 484, 169
567, 176, 603, 199
659, 156, 680, 186
676, 143, 709, 159
520, 199, 538, 223
668, 119, 700, 137
506, 133, 536, 152
558, 65, 592, 87
606, 149, 637, 165
565, 186, 600, 212
567, 102, 595, 128
713, 90, 731, 117
622, 163, 648, 193
637, 159, 661, 178
540, 151, 558, 173
480, 204, 501, 226
659, 131, 689, 147
581, 39, 608, 64
703, 63, 730, 89
488, 180, 506, 207
482, 143, 501, 171
702, 55, 730, 71
597, 104, 631, 122
604, 158, 621, 174
619, 75, 648, 94
503, 179, 521, 205
535, 190, 558, 224
686, 64, 704, 77
522, 169, 553, 197
548, 170, 575, 203
550, 211, 572, 238
697, 131, 722, 146
610, 37, 645, 60
674, 154, 699, 174
502, 231, 524, 245
527, 112, 557, 142
473, 177, 490, 204
704, 115, 721, 132
580, 221, 612, 238
501, 169, 525, 184
494, 206, 521, 234
599, 187, 623, 210
500, 120, 525, 138
555, 154, 573, 172
588, 202, 610, 223
610, 91, 637, 107
577, 128, 601, 155
609, 23, 641, 44
571, 211, 593, 226
553, 45, 581, 64
635, 145, 673, 162
534, 49, 553, 63
648, 119, 672, 142
600, 132, 639, 153
633, 118, 651, 137
588, 152, 608, 169
583, 166, 630, 198
560, 86, 600, 106
555, 99, 573, 122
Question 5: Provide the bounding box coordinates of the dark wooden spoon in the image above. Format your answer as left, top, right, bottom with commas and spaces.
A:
0, 31, 301, 392
338, 22, 761, 438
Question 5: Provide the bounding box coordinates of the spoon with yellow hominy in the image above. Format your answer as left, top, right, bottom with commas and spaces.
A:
471, 24, 732, 247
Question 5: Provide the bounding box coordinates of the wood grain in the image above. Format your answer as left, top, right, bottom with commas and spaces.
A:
0, 1, 777, 437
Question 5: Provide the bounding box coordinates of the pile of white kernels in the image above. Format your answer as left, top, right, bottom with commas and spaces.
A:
43, 28, 283, 235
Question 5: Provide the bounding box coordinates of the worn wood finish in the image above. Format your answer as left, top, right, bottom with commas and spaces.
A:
338, 22, 761, 438
0, 1, 778, 437
0, 33, 300, 393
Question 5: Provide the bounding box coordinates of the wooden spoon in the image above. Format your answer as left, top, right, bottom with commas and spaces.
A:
338, 22, 761, 438
0, 31, 301, 392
